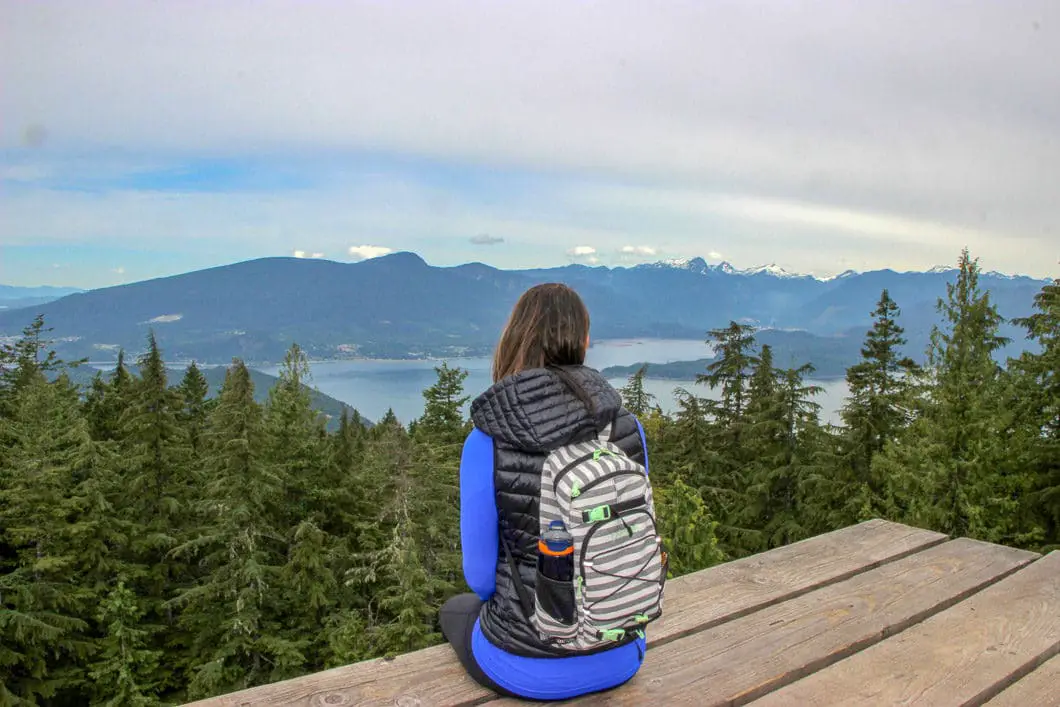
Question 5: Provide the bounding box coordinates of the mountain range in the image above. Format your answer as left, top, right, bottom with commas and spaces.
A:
0, 253, 1049, 365
0, 284, 85, 312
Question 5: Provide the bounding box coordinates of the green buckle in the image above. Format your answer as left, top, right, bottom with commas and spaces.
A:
584, 505, 612, 523
592, 449, 616, 461
570, 482, 581, 499
634, 614, 651, 623
635, 629, 645, 640
600, 628, 625, 641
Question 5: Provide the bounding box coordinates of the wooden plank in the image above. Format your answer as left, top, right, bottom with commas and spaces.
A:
983, 653, 1060, 707
488, 538, 1037, 706
182, 520, 946, 707
645, 519, 948, 647
747, 551, 1060, 707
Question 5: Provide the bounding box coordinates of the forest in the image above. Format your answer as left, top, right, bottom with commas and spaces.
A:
1, 249, 1056, 705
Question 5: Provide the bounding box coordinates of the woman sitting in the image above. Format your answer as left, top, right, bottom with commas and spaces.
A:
439, 283, 664, 701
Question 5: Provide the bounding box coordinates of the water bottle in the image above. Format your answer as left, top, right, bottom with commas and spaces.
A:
538, 520, 574, 582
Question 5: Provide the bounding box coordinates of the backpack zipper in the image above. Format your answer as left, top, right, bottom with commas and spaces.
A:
577, 467, 647, 496
552, 448, 623, 493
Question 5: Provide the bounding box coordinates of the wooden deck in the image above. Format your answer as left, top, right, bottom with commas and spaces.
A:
185, 520, 1060, 706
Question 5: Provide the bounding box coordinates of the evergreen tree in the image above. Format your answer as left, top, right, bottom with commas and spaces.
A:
114, 333, 192, 693
0, 315, 80, 414
84, 351, 136, 443
410, 364, 469, 604
876, 249, 1013, 541
833, 290, 920, 524
176, 362, 211, 460
694, 323, 760, 556
169, 360, 303, 700
263, 343, 326, 527
340, 410, 436, 659
415, 362, 470, 445
619, 364, 656, 418
88, 581, 163, 706
1009, 277, 1060, 549
743, 351, 822, 550
654, 476, 725, 576
697, 322, 759, 430
0, 374, 96, 703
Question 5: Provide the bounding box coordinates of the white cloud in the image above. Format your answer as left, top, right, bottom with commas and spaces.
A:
620, 245, 658, 256
708, 251, 723, 260
2, 2, 1058, 281
112, 266, 125, 275
347, 245, 393, 260
293, 250, 325, 259
470, 234, 504, 245
566, 245, 599, 264
3, 0, 1056, 241
567, 245, 596, 257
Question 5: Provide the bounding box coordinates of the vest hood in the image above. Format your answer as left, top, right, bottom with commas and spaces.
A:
470, 365, 622, 452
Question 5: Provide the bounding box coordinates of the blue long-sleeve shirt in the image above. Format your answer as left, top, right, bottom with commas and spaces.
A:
459, 421, 651, 700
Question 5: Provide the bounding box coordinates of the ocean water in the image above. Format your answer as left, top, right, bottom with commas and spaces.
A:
258, 338, 850, 426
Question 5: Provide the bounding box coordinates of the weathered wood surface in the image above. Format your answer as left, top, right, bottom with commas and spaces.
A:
747, 550, 1060, 707
984, 653, 1060, 707
183, 519, 945, 707
496, 538, 1036, 706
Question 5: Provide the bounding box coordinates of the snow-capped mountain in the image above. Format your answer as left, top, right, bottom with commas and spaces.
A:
647, 257, 1045, 283
740, 263, 807, 279
645, 258, 811, 279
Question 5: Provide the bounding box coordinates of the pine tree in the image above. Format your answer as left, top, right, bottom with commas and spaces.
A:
415, 362, 470, 445
876, 249, 1013, 541
743, 350, 822, 550
410, 363, 469, 604
654, 476, 725, 576
697, 322, 759, 430
0, 374, 96, 703
110, 333, 193, 694
1009, 277, 1060, 549
176, 362, 211, 460
694, 323, 760, 556
88, 581, 163, 706
0, 315, 81, 414
619, 364, 656, 418
340, 409, 436, 658
833, 290, 920, 525
169, 360, 304, 699
263, 344, 326, 527
84, 351, 136, 443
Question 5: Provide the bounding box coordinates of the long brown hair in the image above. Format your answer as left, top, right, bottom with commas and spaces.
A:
492, 283, 595, 410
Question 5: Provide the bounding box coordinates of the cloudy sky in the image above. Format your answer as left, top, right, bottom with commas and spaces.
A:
2, 0, 1058, 288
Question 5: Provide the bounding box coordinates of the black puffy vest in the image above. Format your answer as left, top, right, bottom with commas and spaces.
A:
469, 365, 646, 658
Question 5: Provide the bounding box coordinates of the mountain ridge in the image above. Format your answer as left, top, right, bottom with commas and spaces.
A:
0, 251, 1049, 365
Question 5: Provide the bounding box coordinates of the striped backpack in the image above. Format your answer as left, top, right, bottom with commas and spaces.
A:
502, 423, 668, 651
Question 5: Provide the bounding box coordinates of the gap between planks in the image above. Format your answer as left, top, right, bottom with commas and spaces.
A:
486, 537, 1039, 706
746, 550, 1060, 707
181, 520, 948, 707
982, 652, 1060, 707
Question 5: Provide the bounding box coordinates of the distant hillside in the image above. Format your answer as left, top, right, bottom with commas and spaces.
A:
602, 329, 865, 381
1, 252, 1048, 364
0, 284, 85, 300
61, 362, 372, 430
0, 284, 84, 311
